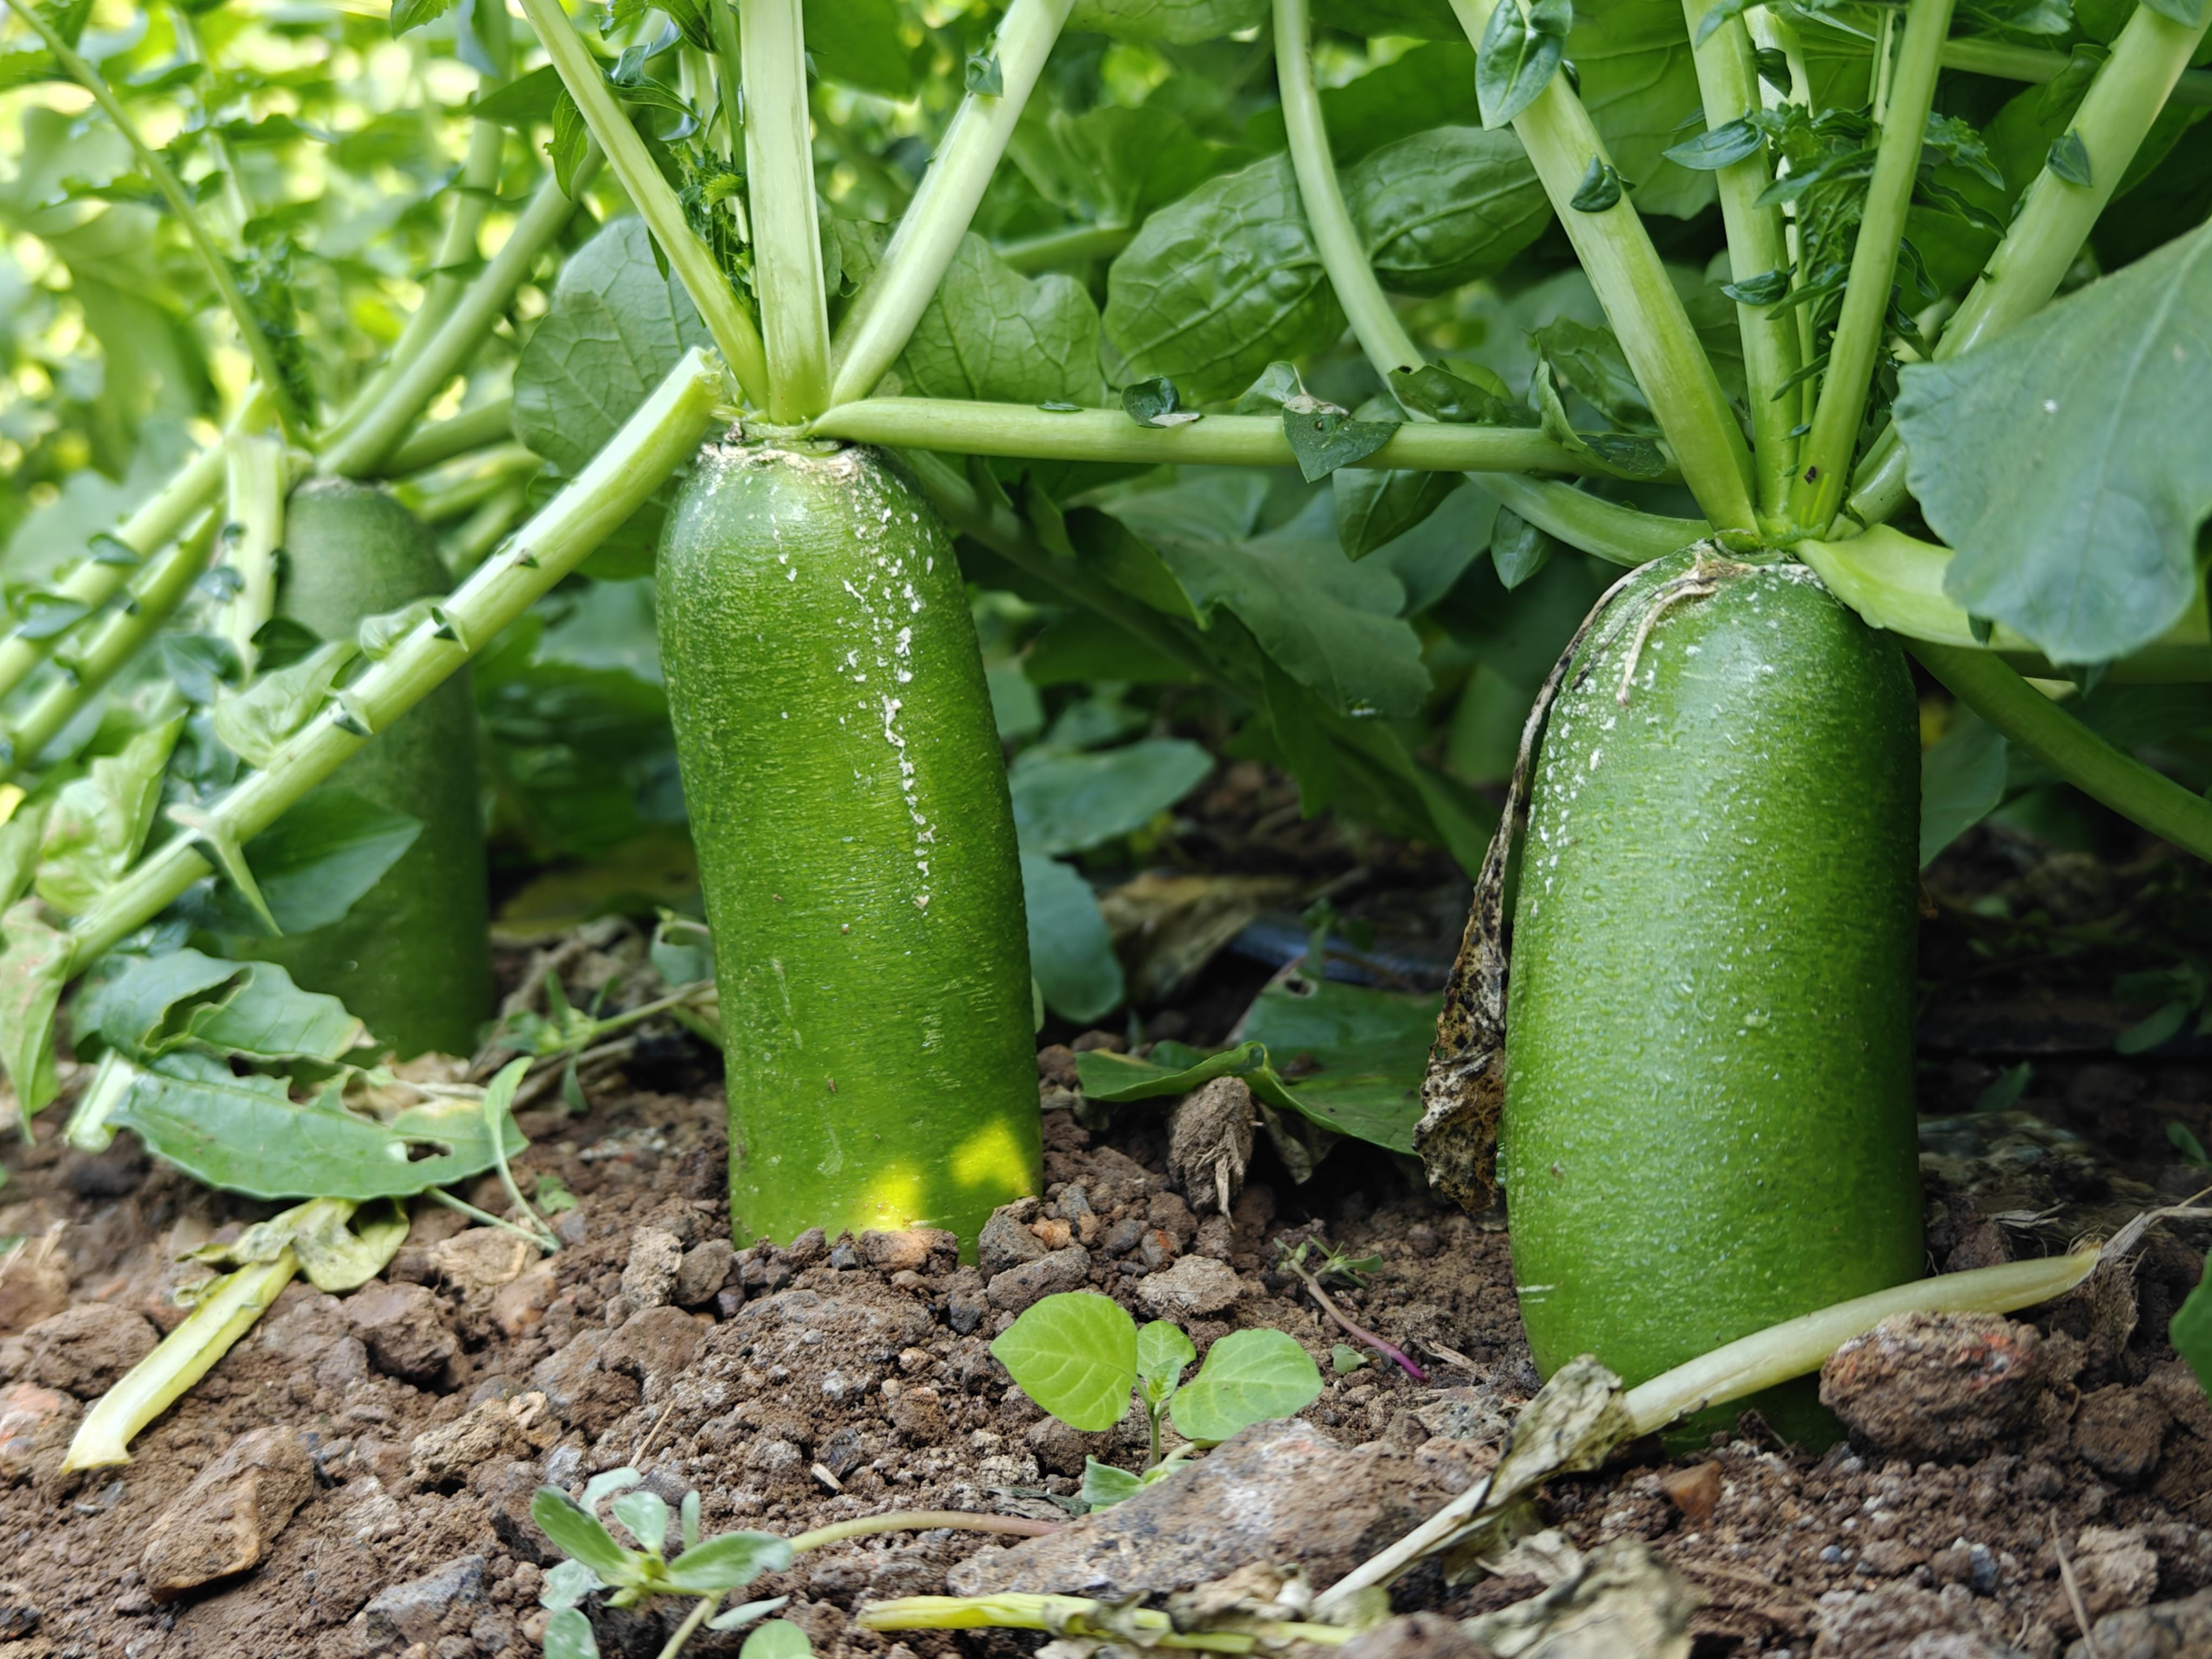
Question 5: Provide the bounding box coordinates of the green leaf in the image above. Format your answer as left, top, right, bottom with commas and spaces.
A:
1335, 466, 1461, 562
803, 0, 915, 96
1076, 972, 1439, 1155
1489, 505, 1559, 590
184, 1195, 407, 1294
965, 51, 1003, 95
2047, 129, 2093, 186
0, 898, 69, 1118
1531, 318, 1654, 433
611, 1489, 667, 1556
1477, 0, 1573, 129
109, 1054, 525, 1201
1664, 118, 1762, 170
1333, 1343, 1370, 1374
390, 0, 461, 35
531, 1489, 640, 1581
2169, 1120, 2210, 1166
1123, 376, 1202, 428
1104, 154, 1346, 403
549, 89, 589, 197
901, 235, 1103, 408
539, 1558, 602, 1613
200, 787, 423, 938
471, 65, 565, 128
710, 1596, 793, 1633
1896, 219, 2212, 664
990, 1291, 1139, 1431
514, 217, 715, 476
663, 1532, 792, 1594
1919, 713, 2008, 868
213, 636, 352, 771
2170, 1253, 2212, 1397
1722, 267, 1791, 305
2119, 1000, 2191, 1055
1170, 1328, 1323, 1442
78, 949, 365, 1064
1136, 1319, 1196, 1391
35, 712, 184, 915
1343, 126, 1549, 296
1081, 1456, 1145, 1509
2144, 0, 2208, 24
739, 1620, 815, 1659
1101, 488, 1432, 719
544, 1608, 602, 1659
1280, 399, 1398, 483
1009, 739, 1214, 856
1390, 361, 1530, 428
1020, 854, 1125, 1024
1569, 155, 1624, 212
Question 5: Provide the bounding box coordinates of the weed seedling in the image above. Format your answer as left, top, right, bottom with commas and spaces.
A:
989, 1291, 1322, 1509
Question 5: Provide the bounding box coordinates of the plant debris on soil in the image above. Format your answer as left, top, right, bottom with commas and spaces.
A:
4, 818, 2212, 1659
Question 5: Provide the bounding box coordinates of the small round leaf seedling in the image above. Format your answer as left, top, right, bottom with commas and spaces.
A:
1169, 1328, 1325, 1444
989, 1291, 1139, 1431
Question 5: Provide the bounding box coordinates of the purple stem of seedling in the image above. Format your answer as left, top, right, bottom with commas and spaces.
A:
1286, 1260, 1427, 1382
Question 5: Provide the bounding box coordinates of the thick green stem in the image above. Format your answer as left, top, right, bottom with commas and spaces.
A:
1912, 643, 2212, 859
1941, 36, 2212, 106
4, 0, 307, 443
323, 119, 510, 452
375, 397, 517, 478
1274, 0, 1417, 376
0, 428, 234, 704
516, 0, 768, 402
0, 512, 220, 783
1789, 0, 1954, 534
1843, 1, 2212, 529
811, 397, 1606, 475
828, 0, 1076, 403
1446, 0, 1756, 532
741, 0, 834, 421
858, 1595, 1349, 1651
60, 349, 726, 972
321, 157, 601, 478
994, 222, 1135, 272
1682, 0, 1802, 521
220, 435, 286, 677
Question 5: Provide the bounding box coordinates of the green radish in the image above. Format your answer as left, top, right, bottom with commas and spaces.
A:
1500, 550, 1922, 1416
656, 436, 1040, 1246
244, 479, 493, 1058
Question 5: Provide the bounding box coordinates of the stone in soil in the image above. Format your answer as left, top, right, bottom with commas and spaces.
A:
345, 1277, 460, 1385
947, 1418, 1484, 1597
1820, 1311, 2046, 1462
355, 1552, 488, 1648
139, 1426, 316, 1599
986, 1245, 1090, 1312
1137, 1254, 1241, 1319
18, 1301, 156, 1395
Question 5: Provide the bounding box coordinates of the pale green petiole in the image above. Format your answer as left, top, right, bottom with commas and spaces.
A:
0, 403, 249, 706
1788, 0, 1954, 534
740, 0, 834, 422
0, 512, 223, 785
1681, 0, 1802, 520
62, 1251, 300, 1470
811, 398, 1615, 477
515, 0, 768, 403
220, 435, 287, 678
828, 0, 1077, 404
1444, 0, 1757, 532
1312, 1250, 2100, 1614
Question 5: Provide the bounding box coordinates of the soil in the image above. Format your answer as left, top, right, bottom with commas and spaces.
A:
3, 809, 2212, 1659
